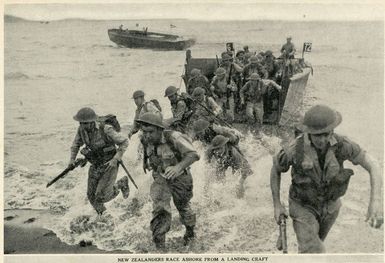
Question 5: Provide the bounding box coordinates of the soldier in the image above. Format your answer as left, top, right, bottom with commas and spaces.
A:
69, 107, 129, 215
243, 56, 268, 82
239, 73, 282, 134
206, 135, 253, 198
186, 68, 210, 95
263, 50, 280, 80
128, 90, 162, 139
188, 87, 222, 127
192, 119, 242, 147
243, 45, 253, 62
270, 105, 383, 253
280, 36, 296, 59
136, 112, 200, 251
164, 86, 194, 132
210, 67, 237, 123
280, 36, 297, 77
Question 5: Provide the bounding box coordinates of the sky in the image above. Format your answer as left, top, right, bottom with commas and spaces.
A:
3, 1, 385, 21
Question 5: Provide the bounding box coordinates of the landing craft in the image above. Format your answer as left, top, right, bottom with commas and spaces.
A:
108, 28, 196, 50
182, 50, 312, 135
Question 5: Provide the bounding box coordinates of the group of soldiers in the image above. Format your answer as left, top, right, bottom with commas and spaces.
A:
66, 37, 383, 253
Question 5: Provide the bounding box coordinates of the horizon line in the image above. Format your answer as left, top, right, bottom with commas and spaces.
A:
5, 14, 384, 23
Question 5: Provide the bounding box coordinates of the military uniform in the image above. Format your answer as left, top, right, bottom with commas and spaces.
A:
70, 123, 129, 214
210, 75, 236, 122
280, 42, 296, 59
243, 62, 268, 81
197, 123, 241, 146
142, 130, 199, 246
131, 101, 162, 136
187, 74, 210, 95
240, 80, 268, 125
189, 96, 221, 124
273, 133, 365, 253
207, 142, 252, 180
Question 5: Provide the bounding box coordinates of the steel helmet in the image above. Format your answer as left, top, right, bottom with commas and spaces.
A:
192, 87, 206, 97
250, 73, 260, 81
300, 105, 342, 134
73, 107, 98, 122
250, 56, 258, 63
164, 86, 178, 97
215, 67, 226, 76
193, 119, 210, 134
210, 135, 229, 150
136, 112, 165, 129
221, 53, 232, 61
132, 90, 145, 99
265, 50, 273, 56
190, 68, 200, 77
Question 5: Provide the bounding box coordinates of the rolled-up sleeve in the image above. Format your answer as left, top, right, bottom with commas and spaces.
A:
70, 128, 84, 161
273, 142, 295, 173
171, 133, 200, 161
337, 136, 365, 165
104, 125, 129, 161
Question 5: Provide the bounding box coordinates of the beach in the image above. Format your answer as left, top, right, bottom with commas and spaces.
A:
4, 18, 384, 254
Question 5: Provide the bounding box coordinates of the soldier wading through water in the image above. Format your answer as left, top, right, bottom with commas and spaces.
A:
270, 105, 383, 253
69, 107, 129, 215
136, 112, 200, 252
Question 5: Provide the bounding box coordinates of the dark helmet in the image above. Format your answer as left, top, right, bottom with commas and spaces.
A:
300, 105, 342, 134
215, 67, 226, 76
236, 50, 245, 57
193, 119, 210, 134
132, 90, 145, 99
265, 50, 273, 57
164, 86, 178, 97
192, 87, 206, 97
210, 135, 229, 150
73, 107, 98, 122
136, 112, 164, 129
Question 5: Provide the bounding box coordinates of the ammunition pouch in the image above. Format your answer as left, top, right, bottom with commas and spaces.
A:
80, 145, 116, 166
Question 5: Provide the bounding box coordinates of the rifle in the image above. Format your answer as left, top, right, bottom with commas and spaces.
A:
118, 160, 138, 189
225, 63, 233, 110
46, 158, 87, 188
190, 96, 233, 129
276, 214, 288, 254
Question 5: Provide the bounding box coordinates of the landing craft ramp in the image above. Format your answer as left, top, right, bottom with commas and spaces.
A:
183, 50, 312, 127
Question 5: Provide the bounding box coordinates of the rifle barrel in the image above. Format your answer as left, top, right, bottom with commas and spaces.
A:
46, 167, 72, 188
118, 161, 139, 189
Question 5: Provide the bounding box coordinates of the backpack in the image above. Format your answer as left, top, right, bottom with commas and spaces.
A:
98, 114, 121, 132
146, 99, 162, 112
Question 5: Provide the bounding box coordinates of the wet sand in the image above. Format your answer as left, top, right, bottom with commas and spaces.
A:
4, 209, 131, 254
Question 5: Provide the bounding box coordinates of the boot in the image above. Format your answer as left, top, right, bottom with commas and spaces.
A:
117, 176, 129, 199
183, 225, 195, 246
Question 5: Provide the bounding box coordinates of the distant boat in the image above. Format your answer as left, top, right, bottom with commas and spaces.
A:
108, 28, 196, 50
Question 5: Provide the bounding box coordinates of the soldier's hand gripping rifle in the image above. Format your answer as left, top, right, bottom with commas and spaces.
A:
46, 158, 87, 188
276, 214, 288, 254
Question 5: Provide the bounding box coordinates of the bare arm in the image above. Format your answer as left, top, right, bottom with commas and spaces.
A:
270, 163, 287, 223
356, 152, 383, 228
